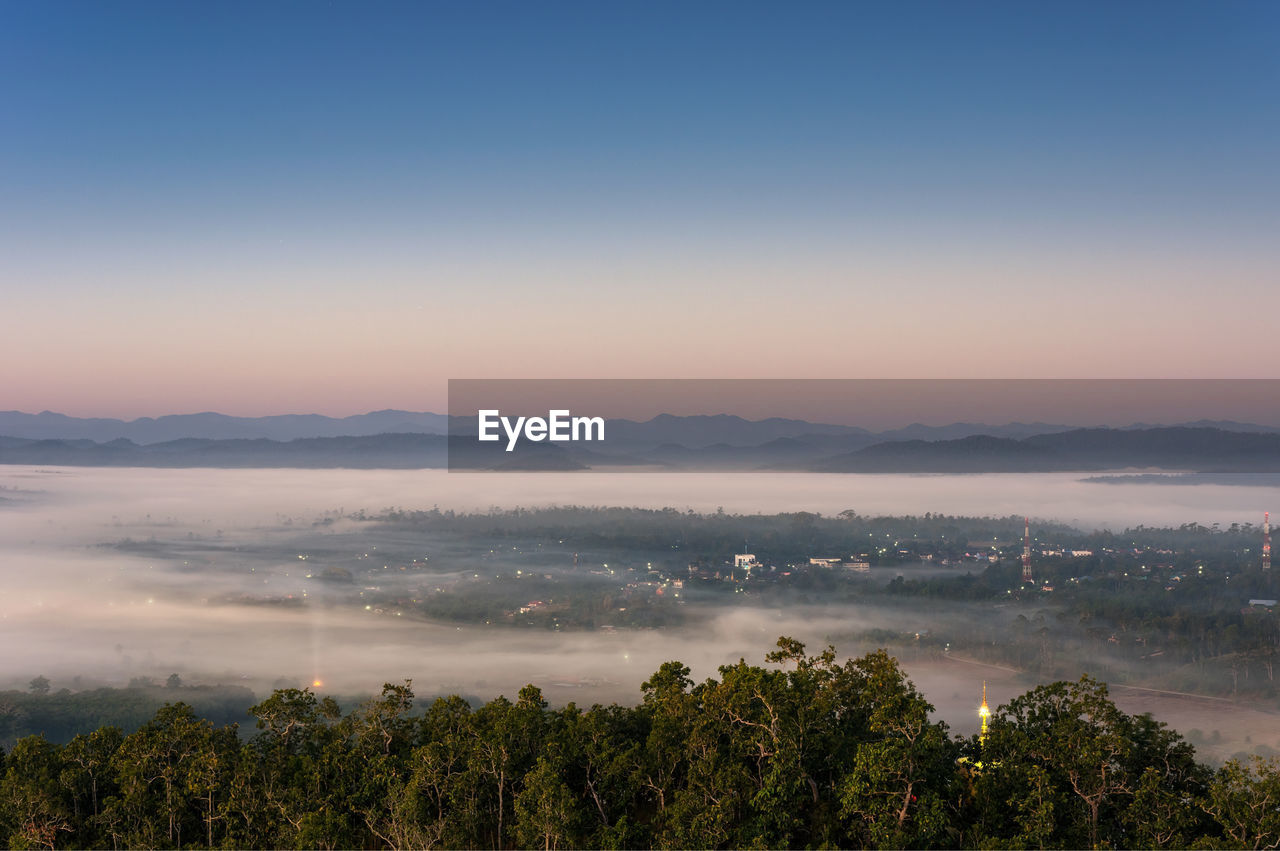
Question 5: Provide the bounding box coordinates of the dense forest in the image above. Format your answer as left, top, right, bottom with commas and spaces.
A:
3, 638, 1279, 850
0, 681, 256, 749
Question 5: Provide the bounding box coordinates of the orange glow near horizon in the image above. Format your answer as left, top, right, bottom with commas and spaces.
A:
4, 247, 1277, 420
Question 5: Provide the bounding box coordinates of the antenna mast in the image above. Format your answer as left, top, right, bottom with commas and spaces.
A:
1265, 512, 1272, 571
1022, 517, 1033, 583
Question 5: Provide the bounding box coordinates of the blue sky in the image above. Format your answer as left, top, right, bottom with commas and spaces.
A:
2, 1, 1277, 415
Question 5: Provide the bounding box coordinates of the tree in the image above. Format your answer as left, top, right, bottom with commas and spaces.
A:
110, 702, 231, 848
1202, 755, 1280, 850
59, 726, 123, 839
0, 736, 72, 850
224, 687, 342, 848
27, 677, 50, 697
837, 650, 956, 849
637, 661, 696, 843
472, 684, 549, 848
975, 675, 1204, 849
342, 682, 418, 848
554, 702, 645, 848
514, 757, 578, 850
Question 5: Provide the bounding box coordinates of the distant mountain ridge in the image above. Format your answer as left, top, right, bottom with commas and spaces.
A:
6, 409, 1279, 448
808, 427, 1280, 473
3, 422, 1280, 472
0, 410, 451, 443
0, 433, 450, 468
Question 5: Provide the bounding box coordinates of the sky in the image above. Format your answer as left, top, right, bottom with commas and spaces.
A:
2, 1, 1277, 418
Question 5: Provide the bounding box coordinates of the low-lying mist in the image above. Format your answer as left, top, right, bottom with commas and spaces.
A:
3, 465, 1279, 763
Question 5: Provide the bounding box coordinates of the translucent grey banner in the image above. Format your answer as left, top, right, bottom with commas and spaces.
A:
445, 379, 1280, 473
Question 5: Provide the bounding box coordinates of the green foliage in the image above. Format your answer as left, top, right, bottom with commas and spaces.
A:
0, 638, 1267, 848
1201, 755, 1280, 849
0, 682, 256, 749
971, 676, 1212, 849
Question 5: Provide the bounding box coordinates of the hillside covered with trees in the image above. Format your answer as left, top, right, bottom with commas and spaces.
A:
2, 638, 1279, 849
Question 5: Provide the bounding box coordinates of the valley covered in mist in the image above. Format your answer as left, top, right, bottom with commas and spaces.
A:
3, 465, 1280, 764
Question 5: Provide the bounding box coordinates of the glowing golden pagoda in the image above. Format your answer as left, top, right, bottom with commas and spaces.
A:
979, 680, 990, 744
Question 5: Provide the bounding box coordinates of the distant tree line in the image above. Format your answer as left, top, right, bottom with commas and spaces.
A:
361, 505, 1270, 563
0, 682, 255, 751
359, 505, 1080, 569
3, 639, 1280, 849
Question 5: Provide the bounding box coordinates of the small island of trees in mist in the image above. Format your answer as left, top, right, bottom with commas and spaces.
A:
3, 637, 1280, 849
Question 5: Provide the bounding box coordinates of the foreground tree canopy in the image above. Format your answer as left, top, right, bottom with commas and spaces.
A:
1, 638, 1278, 849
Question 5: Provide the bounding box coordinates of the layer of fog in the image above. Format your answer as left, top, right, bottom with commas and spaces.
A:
5, 466, 1280, 538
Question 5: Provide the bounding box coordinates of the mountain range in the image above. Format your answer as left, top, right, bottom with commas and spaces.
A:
807, 428, 1280, 473
3, 411, 1280, 472
0, 410, 451, 443
4, 409, 1278, 445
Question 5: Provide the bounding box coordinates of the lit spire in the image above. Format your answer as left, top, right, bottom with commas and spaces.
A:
979, 680, 990, 744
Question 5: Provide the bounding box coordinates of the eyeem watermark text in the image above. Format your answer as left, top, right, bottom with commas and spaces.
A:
478, 410, 605, 452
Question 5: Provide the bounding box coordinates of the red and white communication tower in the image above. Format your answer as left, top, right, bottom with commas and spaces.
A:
1022, 517, 1033, 583
1264, 512, 1272, 571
